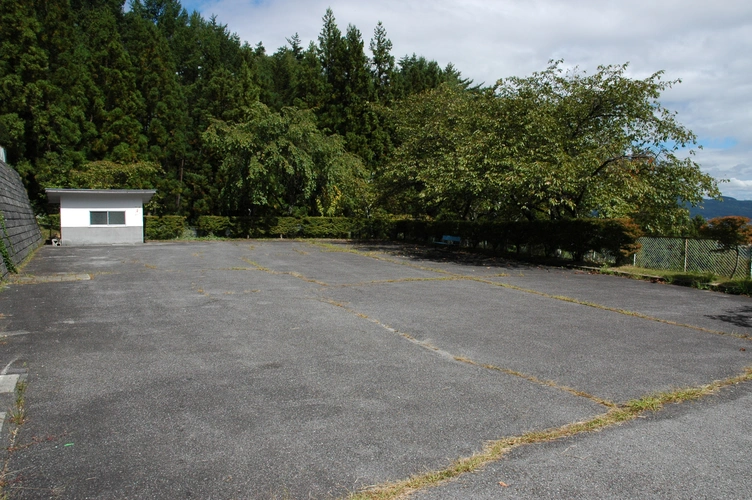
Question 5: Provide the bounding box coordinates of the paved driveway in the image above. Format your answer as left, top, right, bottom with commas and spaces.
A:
0, 241, 750, 499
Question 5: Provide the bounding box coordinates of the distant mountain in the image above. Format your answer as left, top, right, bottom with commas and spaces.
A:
688, 197, 752, 220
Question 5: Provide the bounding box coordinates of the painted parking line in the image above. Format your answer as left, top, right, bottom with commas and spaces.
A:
0, 375, 19, 434
0, 374, 19, 393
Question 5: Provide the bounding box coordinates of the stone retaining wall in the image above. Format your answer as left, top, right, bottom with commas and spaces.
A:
0, 160, 43, 278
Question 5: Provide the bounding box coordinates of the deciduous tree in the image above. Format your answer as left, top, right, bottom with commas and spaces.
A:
383, 61, 720, 230
203, 102, 367, 217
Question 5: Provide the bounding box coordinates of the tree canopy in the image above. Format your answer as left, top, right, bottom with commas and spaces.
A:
379, 62, 719, 232
203, 102, 366, 217
0, 0, 719, 235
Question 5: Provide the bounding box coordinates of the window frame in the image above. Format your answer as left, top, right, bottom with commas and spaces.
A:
90, 211, 126, 226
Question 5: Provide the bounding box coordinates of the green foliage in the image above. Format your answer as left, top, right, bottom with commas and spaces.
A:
382, 61, 719, 231
699, 216, 752, 252
45, 160, 162, 189
144, 215, 185, 240
0, 211, 17, 274
203, 102, 368, 217
719, 278, 752, 296
0, 2, 717, 239
494, 61, 719, 227
196, 215, 231, 236
195, 216, 391, 239
698, 216, 752, 278
392, 218, 641, 262
37, 213, 60, 240
370, 22, 394, 104
152, 211, 641, 263
383, 84, 500, 218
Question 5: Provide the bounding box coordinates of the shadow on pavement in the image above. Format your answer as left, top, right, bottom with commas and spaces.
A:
705, 305, 752, 329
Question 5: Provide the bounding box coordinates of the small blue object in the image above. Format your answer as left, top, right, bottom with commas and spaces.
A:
435, 235, 461, 246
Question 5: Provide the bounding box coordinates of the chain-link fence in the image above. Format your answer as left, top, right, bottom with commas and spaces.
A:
634, 237, 752, 279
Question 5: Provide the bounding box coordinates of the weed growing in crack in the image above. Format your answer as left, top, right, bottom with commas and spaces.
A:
1, 379, 29, 498
8, 380, 26, 425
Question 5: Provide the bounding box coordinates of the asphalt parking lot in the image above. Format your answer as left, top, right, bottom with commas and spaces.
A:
0, 240, 750, 499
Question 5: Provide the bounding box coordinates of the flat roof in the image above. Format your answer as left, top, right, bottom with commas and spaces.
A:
46, 189, 156, 203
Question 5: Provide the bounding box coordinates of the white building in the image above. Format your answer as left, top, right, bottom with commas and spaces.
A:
46, 189, 156, 245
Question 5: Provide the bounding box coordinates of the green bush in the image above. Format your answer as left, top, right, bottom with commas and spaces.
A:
197, 216, 231, 236
392, 218, 641, 263
218, 217, 395, 239
37, 213, 61, 240
148, 214, 641, 264
145, 215, 186, 240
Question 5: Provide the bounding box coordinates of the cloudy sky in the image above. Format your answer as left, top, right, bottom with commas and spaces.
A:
179, 0, 752, 199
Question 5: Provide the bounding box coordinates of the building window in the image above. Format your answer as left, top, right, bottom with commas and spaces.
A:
90, 211, 126, 225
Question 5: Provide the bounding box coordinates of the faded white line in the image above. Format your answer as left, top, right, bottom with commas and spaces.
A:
1, 356, 19, 375
0, 331, 29, 337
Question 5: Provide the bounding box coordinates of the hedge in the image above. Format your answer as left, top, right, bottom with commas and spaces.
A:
145, 215, 186, 240
145, 215, 641, 263
392, 218, 641, 264
195, 216, 394, 239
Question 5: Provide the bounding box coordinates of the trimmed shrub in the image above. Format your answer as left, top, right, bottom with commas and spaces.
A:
197, 216, 231, 236
218, 217, 396, 239
392, 217, 641, 263
148, 214, 641, 264
145, 215, 186, 240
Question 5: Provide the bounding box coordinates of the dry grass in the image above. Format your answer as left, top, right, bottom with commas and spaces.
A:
335, 277, 459, 288
0, 380, 28, 498
453, 356, 615, 408
346, 367, 752, 499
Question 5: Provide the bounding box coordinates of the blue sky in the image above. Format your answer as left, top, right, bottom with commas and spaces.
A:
175, 0, 752, 199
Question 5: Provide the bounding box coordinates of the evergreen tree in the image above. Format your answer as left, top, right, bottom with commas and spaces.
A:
339, 24, 372, 161
122, 9, 189, 212
79, 5, 145, 161
369, 21, 394, 104
0, 0, 486, 220
317, 8, 345, 134
0, 0, 51, 165
294, 42, 326, 110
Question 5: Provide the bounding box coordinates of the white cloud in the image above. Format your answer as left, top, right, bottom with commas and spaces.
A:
717, 178, 752, 199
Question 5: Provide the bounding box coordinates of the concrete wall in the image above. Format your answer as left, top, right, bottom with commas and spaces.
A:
0, 160, 43, 278
61, 226, 144, 245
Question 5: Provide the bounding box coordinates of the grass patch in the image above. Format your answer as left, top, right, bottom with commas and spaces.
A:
453, 356, 615, 408
240, 257, 272, 272
8, 380, 27, 426
603, 265, 752, 296
607, 265, 717, 282
715, 278, 752, 295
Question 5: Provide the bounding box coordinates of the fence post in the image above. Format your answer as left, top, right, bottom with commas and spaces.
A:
684, 238, 688, 272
